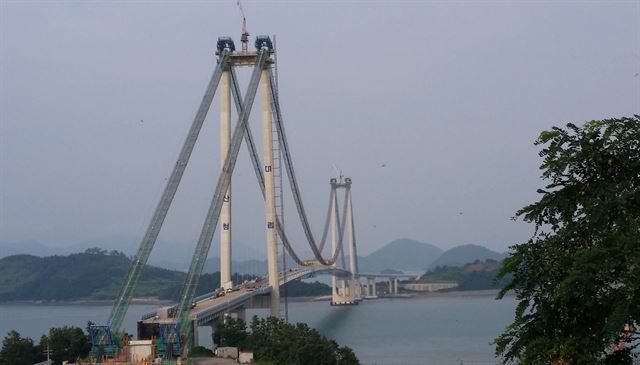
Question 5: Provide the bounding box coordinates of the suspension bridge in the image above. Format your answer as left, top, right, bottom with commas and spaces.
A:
90, 34, 414, 360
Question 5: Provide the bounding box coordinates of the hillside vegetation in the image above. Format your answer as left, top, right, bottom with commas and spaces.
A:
0, 250, 328, 301
419, 259, 510, 290
0, 249, 205, 301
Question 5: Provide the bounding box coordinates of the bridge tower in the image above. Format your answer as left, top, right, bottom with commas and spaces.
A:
330, 177, 360, 305
100, 33, 364, 360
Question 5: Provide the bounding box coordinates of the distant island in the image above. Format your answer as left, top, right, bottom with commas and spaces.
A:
416, 259, 510, 291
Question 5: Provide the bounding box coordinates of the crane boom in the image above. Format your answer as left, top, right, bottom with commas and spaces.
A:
106, 53, 230, 333
237, 0, 249, 52
175, 50, 270, 346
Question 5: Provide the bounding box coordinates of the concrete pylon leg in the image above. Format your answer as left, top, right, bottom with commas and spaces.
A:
372, 279, 377, 296
394, 279, 399, 294
261, 68, 279, 317
330, 182, 338, 304
220, 70, 233, 290
346, 185, 357, 279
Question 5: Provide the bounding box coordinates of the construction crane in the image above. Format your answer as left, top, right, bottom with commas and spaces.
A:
237, 0, 250, 52
89, 51, 233, 360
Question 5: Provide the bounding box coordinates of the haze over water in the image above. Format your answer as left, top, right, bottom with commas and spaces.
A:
0, 292, 515, 365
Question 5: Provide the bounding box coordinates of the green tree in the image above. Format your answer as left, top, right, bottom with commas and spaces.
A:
214, 316, 359, 365
40, 326, 90, 364
337, 345, 360, 365
0, 331, 43, 365
495, 116, 640, 364
189, 345, 213, 357
213, 317, 248, 349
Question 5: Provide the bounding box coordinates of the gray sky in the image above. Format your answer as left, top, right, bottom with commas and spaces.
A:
1, 0, 638, 257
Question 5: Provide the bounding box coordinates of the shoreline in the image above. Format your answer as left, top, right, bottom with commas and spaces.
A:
0, 289, 512, 306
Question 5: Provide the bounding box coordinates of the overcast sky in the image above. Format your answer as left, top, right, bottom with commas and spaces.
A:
1, 0, 638, 257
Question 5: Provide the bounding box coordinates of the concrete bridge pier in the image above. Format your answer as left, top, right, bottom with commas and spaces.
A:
388, 278, 399, 295
365, 277, 377, 298
354, 279, 362, 301
332, 278, 358, 306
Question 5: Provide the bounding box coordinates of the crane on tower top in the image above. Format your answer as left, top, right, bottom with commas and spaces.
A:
237, 0, 250, 52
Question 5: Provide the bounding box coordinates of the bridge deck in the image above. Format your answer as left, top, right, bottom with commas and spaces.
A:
140, 265, 410, 326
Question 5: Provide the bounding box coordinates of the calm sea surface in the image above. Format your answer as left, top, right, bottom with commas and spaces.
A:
0, 291, 515, 365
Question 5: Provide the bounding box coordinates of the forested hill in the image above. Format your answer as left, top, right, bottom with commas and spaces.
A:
0, 249, 196, 301
419, 259, 511, 291
0, 249, 329, 301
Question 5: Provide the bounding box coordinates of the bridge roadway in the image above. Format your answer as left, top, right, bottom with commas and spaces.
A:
140, 265, 418, 327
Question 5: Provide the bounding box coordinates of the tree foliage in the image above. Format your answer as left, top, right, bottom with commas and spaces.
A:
39, 326, 90, 364
190, 345, 213, 357
214, 316, 360, 365
0, 330, 43, 365
495, 116, 640, 364
214, 317, 249, 349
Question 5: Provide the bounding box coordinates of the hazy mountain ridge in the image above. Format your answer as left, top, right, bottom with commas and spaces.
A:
354, 238, 442, 273
0, 236, 266, 268
1, 238, 505, 275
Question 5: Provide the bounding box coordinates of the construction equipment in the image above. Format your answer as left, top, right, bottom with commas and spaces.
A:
89, 51, 233, 361
216, 36, 236, 55
255, 35, 273, 51
157, 323, 181, 359
237, 0, 250, 52
89, 325, 121, 360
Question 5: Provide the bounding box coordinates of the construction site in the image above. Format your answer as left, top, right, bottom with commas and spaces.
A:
79, 2, 386, 363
